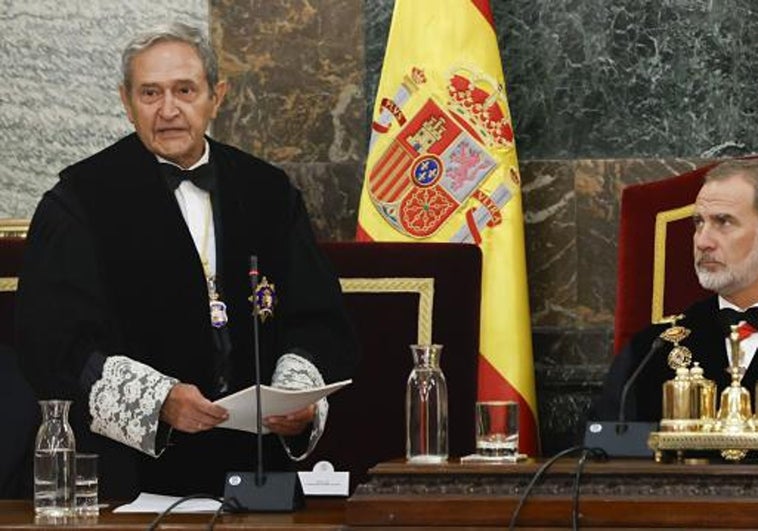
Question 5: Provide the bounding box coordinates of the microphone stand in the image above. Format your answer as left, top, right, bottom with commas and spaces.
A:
251, 256, 264, 487
617, 337, 665, 427
222, 256, 304, 512
583, 338, 664, 457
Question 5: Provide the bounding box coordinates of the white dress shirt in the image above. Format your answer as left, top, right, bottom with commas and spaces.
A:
157, 140, 216, 278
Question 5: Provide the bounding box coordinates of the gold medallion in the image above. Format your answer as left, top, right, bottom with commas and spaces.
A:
658, 314, 693, 370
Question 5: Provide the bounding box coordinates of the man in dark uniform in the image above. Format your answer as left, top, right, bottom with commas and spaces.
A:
15, 22, 358, 499
593, 159, 758, 422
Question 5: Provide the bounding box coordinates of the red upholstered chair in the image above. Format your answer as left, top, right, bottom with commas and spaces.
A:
304, 242, 481, 490
0, 220, 29, 349
613, 165, 718, 354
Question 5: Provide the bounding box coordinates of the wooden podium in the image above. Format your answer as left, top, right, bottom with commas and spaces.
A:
346, 458, 758, 529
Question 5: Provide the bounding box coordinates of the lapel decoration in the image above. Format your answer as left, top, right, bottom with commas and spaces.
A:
251, 276, 276, 323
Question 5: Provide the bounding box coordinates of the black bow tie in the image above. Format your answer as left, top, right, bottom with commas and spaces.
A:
717, 307, 758, 336
159, 163, 215, 192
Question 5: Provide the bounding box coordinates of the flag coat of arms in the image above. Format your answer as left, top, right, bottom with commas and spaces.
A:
356, 0, 539, 454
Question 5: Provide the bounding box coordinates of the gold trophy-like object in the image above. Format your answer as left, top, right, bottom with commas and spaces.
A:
650, 320, 758, 462
659, 315, 715, 434
709, 324, 756, 460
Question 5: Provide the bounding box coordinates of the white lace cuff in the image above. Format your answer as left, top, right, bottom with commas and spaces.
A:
271, 353, 328, 462
89, 355, 178, 457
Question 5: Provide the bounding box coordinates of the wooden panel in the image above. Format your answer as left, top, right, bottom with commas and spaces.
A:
346, 459, 758, 528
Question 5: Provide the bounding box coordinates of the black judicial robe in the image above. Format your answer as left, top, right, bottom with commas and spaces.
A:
0, 344, 38, 498
15, 133, 358, 498
591, 296, 758, 422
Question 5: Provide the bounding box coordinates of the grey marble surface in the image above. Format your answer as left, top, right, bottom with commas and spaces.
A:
0, 1, 207, 218
513, 0, 758, 158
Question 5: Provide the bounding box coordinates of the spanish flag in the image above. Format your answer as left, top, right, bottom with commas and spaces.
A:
356, 0, 539, 455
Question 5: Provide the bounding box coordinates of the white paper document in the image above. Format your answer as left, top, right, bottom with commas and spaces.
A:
113, 493, 222, 513
214, 379, 352, 434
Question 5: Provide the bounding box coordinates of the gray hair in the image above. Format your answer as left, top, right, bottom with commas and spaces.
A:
704, 159, 758, 212
121, 22, 219, 94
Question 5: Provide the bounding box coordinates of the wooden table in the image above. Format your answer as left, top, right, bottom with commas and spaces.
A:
0, 498, 347, 530
346, 458, 758, 529
7, 459, 758, 529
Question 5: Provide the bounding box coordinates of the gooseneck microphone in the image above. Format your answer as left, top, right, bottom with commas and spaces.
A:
248, 256, 265, 486
222, 255, 304, 512
583, 336, 665, 456
618, 336, 666, 425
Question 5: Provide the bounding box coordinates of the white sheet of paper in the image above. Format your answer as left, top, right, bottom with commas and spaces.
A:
214, 379, 352, 434
113, 493, 222, 513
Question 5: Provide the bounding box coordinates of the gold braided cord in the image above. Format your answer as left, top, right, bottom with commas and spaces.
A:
0, 220, 28, 293
651, 204, 695, 324
339, 277, 434, 344
0, 219, 29, 239
0, 277, 18, 293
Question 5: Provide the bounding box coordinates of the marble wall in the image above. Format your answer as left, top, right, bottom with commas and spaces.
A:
494, 0, 758, 159
210, 0, 365, 241
3, 0, 758, 455
0, 1, 208, 218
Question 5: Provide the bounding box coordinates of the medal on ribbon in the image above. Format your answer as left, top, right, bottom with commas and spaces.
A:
207, 276, 228, 328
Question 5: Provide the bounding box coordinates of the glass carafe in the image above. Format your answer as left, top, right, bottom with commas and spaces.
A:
406, 344, 448, 463
34, 400, 76, 516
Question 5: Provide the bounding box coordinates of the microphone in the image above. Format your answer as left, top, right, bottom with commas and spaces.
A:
618, 337, 665, 425
222, 255, 304, 512
584, 337, 665, 457
249, 256, 264, 486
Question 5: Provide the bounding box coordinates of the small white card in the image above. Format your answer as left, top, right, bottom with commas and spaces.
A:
297, 461, 349, 496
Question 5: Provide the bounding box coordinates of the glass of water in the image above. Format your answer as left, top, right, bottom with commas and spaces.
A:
475, 400, 519, 456
74, 453, 99, 515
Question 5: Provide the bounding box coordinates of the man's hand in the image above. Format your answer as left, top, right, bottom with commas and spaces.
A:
160, 383, 229, 433
263, 404, 316, 436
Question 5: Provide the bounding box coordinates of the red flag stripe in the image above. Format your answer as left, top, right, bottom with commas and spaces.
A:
470, 0, 495, 30
477, 353, 540, 456
355, 223, 374, 242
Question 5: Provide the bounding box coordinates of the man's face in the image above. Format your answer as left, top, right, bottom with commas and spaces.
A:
119, 41, 227, 168
693, 174, 758, 300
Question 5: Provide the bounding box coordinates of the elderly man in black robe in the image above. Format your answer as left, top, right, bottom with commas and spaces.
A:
16, 22, 358, 498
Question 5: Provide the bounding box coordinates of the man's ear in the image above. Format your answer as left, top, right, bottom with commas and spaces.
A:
119, 85, 135, 124
210, 80, 228, 118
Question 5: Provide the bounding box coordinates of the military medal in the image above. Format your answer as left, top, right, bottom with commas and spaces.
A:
249, 276, 276, 322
